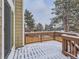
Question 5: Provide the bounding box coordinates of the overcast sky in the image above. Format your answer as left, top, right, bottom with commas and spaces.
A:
24, 0, 55, 26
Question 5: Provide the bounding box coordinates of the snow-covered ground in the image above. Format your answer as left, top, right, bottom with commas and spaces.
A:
8, 41, 70, 59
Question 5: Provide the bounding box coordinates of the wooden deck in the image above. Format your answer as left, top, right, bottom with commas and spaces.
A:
8, 41, 70, 59
7, 31, 79, 59
24, 31, 79, 59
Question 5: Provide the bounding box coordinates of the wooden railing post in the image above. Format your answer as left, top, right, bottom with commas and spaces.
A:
24, 34, 26, 45
39, 34, 40, 42
53, 32, 55, 40
38, 34, 42, 42
62, 39, 68, 56
62, 38, 65, 54
40, 34, 42, 42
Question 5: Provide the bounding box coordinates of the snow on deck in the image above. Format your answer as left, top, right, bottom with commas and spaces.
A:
8, 41, 70, 59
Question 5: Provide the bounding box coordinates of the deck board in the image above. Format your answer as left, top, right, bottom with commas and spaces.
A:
8, 41, 71, 59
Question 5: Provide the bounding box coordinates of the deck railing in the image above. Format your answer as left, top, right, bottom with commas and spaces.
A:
25, 31, 78, 43
24, 31, 79, 59
24, 31, 55, 44
62, 34, 79, 59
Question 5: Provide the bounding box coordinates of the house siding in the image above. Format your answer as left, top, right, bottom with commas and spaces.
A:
15, 0, 23, 48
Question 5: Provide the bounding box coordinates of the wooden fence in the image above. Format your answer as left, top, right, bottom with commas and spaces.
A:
25, 31, 78, 44
24, 31, 79, 59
